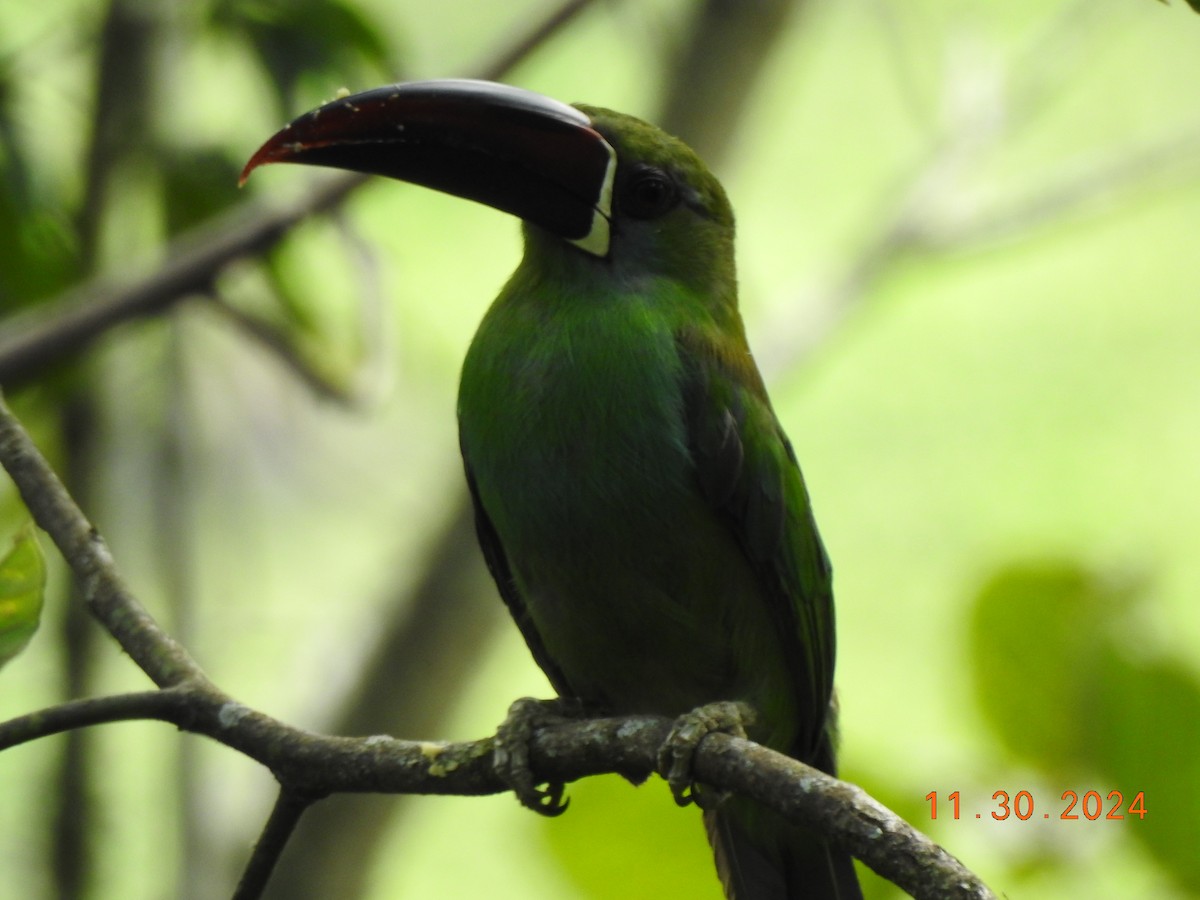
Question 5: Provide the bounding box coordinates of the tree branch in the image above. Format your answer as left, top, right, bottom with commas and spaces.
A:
0, 690, 191, 747
0, 392, 207, 687
1, 695, 993, 900
0, 177, 361, 387
753, 26, 1200, 378
0, 383, 994, 899
692, 734, 995, 900
0, 0, 605, 389
233, 790, 318, 900
481, 0, 600, 79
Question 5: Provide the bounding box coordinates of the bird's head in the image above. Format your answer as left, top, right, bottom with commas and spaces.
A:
241, 80, 735, 290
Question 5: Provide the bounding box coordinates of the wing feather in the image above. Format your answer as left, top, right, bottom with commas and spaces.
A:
462, 462, 576, 699
676, 326, 836, 764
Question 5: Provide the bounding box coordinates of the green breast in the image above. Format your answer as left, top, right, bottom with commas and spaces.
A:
458, 267, 798, 742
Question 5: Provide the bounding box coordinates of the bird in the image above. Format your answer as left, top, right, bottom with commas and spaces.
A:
242, 79, 861, 900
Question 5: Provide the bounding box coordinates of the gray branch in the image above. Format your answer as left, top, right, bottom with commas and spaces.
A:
0, 388, 993, 900
0, 177, 359, 387
0, 0, 603, 389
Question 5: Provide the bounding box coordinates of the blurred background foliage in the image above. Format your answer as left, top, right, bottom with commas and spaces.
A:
0, 0, 1198, 898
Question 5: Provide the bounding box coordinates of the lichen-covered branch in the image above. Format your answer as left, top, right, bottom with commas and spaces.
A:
0, 694, 994, 900
0, 385, 993, 900
0, 392, 207, 688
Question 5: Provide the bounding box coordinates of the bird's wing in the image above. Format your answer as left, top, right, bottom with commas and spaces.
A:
462, 463, 576, 699
676, 326, 837, 765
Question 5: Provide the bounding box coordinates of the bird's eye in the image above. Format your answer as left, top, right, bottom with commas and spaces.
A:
621, 166, 679, 219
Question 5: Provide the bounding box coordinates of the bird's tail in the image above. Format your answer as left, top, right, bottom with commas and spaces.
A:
704, 721, 862, 900
704, 804, 861, 900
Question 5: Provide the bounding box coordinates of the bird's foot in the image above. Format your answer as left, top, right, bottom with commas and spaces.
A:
657, 700, 756, 810
494, 696, 585, 817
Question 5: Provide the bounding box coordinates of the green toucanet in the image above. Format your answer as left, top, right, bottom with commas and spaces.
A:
242, 79, 861, 900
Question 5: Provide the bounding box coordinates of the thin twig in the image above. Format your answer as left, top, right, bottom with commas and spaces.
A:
916, 123, 1200, 249
0, 0, 607, 389
233, 790, 319, 900
203, 295, 361, 405
0, 690, 191, 750
0, 390, 208, 688
477, 0, 601, 80
0, 176, 361, 387
753, 58, 1200, 378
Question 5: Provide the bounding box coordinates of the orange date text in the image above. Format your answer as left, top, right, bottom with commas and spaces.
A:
924, 790, 1147, 821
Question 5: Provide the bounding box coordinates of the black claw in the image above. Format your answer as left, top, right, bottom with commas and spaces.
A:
657, 701, 756, 809
493, 697, 581, 817
533, 782, 570, 817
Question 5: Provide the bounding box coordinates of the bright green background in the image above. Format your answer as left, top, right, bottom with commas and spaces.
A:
1, 1, 1198, 898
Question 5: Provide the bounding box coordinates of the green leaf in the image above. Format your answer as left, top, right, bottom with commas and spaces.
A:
0, 525, 46, 669
972, 559, 1200, 891
1092, 651, 1200, 892
968, 559, 1139, 773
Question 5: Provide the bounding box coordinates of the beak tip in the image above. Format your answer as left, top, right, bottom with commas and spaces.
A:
239, 147, 267, 188
239, 139, 291, 187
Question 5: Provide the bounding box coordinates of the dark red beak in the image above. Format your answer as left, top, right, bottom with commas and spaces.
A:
241, 79, 615, 255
